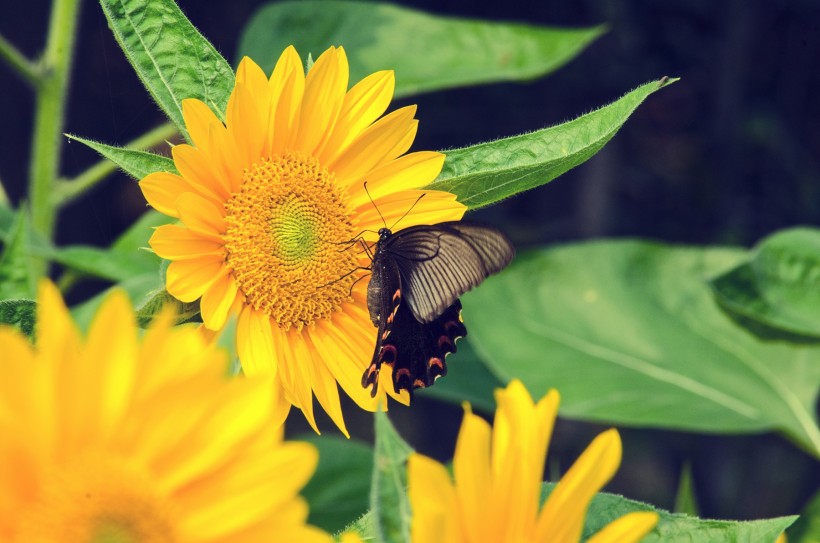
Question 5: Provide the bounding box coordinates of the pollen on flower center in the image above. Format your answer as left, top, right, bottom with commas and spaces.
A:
17, 456, 177, 543
223, 153, 359, 330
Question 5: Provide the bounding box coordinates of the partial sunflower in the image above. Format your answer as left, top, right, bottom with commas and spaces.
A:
141, 45, 465, 435
0, 282, 328, 543
408, 380, 659, 543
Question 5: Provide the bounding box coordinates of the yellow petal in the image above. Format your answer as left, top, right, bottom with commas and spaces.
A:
140, 171, 195, 218
73, 291, 137, 441
304, 342, 349, 437
35, 280, 80, 371
587, 511, 659, 543
354, 189, 466, 233
199, 271, 238, 330
453, 407, 493, 542
348, 151, 445, 208
408, 453, 459, 543
235, 56, 271, 121
316, 69, 395, 164
150, 224, 224, 260
331, 105, 418, 187
287, 331, 320, 434
536, 429, 622, 543
293, 46, 348, 155
166, 256, 226, 302
182, 98, 222, 152
312, 309, 380, 412
172, 144, 230, 201
176, 192, 226, 236
226, 82, 266, 169
268, 46, 305, 155
236, 306, 277, 377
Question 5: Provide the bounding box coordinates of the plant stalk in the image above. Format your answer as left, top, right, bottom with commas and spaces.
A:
28, 0, 82, 277
0, 33, 39, 86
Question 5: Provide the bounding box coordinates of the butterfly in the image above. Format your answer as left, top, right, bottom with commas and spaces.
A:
361, 221, 515, 397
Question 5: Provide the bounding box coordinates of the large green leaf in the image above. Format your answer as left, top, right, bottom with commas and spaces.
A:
711, 227, 820, 340
371, 411, 413, 543
427, 78, 676, 209
298, 434, 373, 534
464, 241, 820, 457
67, 135, 177, 180
540, 483, 796, 542
237, 0, 604, 98
99, 0, 235, 140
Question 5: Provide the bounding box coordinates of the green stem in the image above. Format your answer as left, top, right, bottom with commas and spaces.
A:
54, 122, 179, 205
28, 0, 82, 277
0, 33, 39, 86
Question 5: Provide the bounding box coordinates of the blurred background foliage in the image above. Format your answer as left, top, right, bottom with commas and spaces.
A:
1, 0, 818, 536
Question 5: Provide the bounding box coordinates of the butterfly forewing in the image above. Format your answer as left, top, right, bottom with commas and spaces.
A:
384, 222, 515, 323
362, 220, 515, 397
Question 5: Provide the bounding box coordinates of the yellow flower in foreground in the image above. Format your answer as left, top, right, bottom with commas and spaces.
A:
0, 283, 328, 543
141, 45, 465, 435
408, 380, 659, 543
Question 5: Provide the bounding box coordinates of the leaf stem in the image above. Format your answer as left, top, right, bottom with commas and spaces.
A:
0, 33, 39, 87
28, 0, 82, 277
54, 122, 178, 205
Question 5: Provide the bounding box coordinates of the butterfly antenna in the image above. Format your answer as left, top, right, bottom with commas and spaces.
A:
389, 192, 426, 231
364, 181, 387, 229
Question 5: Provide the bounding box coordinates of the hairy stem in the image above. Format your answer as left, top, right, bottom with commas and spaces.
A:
28, 0, 82, 277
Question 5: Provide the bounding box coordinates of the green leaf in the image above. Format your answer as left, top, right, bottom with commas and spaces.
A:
421, 338, 502, 413
238, 1, 604, 98
0, 209, 36, 299
788, 488, 820, 543
672, 463, 699, 516
298, 434, 373, 534
372, 411, 413, 543
711, 227, 820, 341
67, 135, 177, 179
49, 246, 160, 283
464, 241, 820, 457
111, 211, 171, 253
70, 272, 163, 331
540, 483, 796, 542
99, 0, 235, 140
0, 299, 36, 340
426, 78, 676, 209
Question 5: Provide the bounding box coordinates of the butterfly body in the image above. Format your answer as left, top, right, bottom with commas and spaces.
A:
362, 222, 514, 396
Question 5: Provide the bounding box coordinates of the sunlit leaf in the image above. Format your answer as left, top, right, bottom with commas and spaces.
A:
237, 0, 604, 97
98, 0, 234, 140
67, 135, 176, 179
711, 227, 820, 341
427, 78, 676, 209
465, 241, 820, 457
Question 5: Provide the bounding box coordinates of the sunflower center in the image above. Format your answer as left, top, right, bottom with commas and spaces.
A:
16, 456, 177, 543
223, 153, 358, 330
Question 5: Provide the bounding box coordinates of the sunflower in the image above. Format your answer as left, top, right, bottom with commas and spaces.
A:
141, 45, 465, 435
0, 282, 328, 542
408, 380, 659, 543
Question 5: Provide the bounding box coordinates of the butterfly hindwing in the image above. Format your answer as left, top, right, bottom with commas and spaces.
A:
363, 295, 467, 396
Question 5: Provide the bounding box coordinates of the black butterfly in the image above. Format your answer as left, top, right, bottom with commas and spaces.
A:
361, 221, 515, 397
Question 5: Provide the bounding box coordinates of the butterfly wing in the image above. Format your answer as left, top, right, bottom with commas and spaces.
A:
362, 251, 402, 395
362, 298, 467, 396
382, 221, 515, 323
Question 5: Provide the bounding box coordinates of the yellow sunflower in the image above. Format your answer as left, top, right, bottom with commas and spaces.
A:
0, 282, 328, 542
408, 380, 659, 543
141, 45, 465, 435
